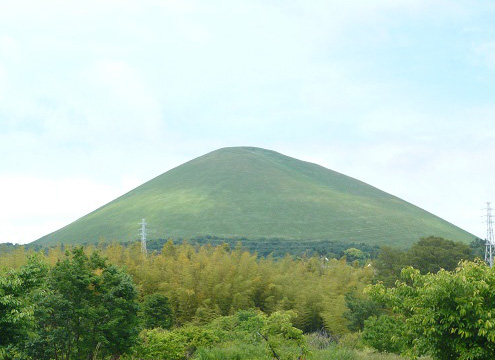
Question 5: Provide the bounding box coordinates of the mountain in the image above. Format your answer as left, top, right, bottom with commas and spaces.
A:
33, 147, 474, 247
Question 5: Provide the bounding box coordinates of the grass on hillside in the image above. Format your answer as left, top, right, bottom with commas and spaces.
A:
34, 147, 474, 248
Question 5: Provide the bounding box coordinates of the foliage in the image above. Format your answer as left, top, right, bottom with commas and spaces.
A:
128, 325, 222, 360
367, 260, 495, 359
407, 236, 472, 274
126, 309, 307, 360
374, 237, 474, 286
147, 236, 381, 260
0, 241, 444, 360
373, 246, 407, 287
344, 291, 384, 332
142, 293, 174, 329
0, 242, 375, 338
25, 248, 140, 360
259, 310, 307, 359
469, 237, 485, 260
0, 242, 21, 256
362, 315, 405, 354
0, 255, 48, 358
344, 248, 369, 266
193, 341, 268, 360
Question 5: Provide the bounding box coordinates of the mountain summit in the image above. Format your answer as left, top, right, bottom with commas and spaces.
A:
34, 147, 474, 247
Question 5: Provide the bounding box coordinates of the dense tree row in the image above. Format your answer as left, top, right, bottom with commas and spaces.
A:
0, 249, 139, 359
24, 237, 381, 261
145, 236, 381, 260
106, 241, 373, 333
374, 236, 476, 286
365, 260, 495, 359
0, 242, 374, 357
0, 236, 489, 359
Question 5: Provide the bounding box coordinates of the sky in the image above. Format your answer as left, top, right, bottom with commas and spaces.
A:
1, 0, 494, 244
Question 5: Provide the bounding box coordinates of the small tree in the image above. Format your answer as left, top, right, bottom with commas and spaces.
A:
343, 248, 368, 265
0, 256, 48, 358
344, 290, 383, 331
367, 260, 495, 359
142, 293, 174, 329
407, 236, 472, 274
362, 314, 405, 354
26, 248, 139, 360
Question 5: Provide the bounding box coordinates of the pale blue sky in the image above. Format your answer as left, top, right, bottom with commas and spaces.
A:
1, 0, 494, 244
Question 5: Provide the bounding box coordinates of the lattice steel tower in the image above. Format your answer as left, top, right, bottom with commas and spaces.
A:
484, 203, 494, 268
139, 218, 148, 254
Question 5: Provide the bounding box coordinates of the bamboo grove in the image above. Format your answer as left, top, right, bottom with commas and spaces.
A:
1, 237, 491, 359
0, 241, 373, 335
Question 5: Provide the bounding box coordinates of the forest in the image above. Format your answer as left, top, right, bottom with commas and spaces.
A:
0, 236, 492, 360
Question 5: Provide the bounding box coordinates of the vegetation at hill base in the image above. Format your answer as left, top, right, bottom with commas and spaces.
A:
141, 236, 382, 260
366, 259, 495, 359
34, 147, 474, 247
0, 236, 488, 359
373, 236, 477, 286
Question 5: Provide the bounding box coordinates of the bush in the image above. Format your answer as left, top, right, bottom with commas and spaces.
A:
362, 315, 405, 354
128, 326, 223, 360
142, 293, 174, 329
194, 341, 268, 360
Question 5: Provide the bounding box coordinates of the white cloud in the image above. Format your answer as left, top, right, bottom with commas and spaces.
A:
0, 175, 131, 244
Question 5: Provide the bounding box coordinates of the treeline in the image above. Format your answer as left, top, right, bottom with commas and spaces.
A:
0, 236, 489, 359
374, 236, 481, 286
1, 242, 375, 359
364, 259, 495, 359
21, 236, 381, 261
1, 242, 374, 332
147, 236, 381, 260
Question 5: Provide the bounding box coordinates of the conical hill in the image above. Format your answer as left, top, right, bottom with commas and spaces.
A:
33, 147, 474, 247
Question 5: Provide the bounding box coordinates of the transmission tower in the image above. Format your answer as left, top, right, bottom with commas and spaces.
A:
484, 203, 495, 268
139, 219, 148, 254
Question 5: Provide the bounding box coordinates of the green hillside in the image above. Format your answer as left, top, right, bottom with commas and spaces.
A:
33, 147, 475, 247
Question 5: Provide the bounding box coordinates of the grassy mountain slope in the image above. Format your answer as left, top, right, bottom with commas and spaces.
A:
33, 147, 475, 247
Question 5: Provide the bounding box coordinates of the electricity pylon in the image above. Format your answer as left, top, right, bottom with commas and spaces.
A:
484, 203, 494, 268
139, 219, 148, 255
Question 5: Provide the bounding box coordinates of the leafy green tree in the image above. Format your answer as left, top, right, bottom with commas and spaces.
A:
27, 248, 139, 360
374, 246, 406, 287
258, 311, 307, 359
142, 293, 174, 329
129, 325, 222, 360
470, 237, 485, 259
407, 236, 472, 274
362, 315, 405, 354
0, 256, 48, 358
375, 237, 473, 286
367, 260, 495, 359
343, 248, 368, 265
343, 290, 383, 331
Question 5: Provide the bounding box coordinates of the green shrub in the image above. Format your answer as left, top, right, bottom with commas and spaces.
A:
311, 344, 358, 360
362, 315, 405, 354
142, 293, 174, 329
127, 325, 223, 360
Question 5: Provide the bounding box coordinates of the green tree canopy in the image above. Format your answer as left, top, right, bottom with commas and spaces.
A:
367, 260, 495, 359
142, 293, 174, 329
407, 236, 472, 274
26, 248, 140, 360
375, 236, 474, 286
0, 256, 48, 358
